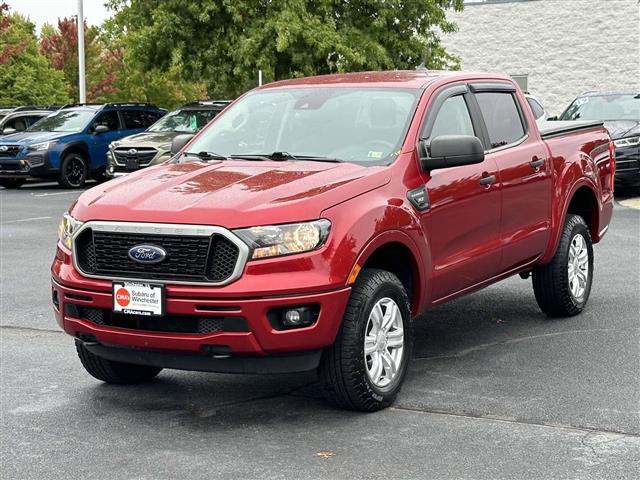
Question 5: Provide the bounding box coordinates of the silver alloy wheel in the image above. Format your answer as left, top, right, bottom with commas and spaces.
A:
364, 297, 404, 388
568, 233, 589, 300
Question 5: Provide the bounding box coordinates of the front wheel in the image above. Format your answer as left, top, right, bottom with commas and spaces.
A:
532, 214, 594, 317
319, 269, 413, 411
76, 341, 162, 384
58, 153, 88, 188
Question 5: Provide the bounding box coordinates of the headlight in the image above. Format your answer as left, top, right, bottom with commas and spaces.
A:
614, 136, 640, 148
109, 141, 120, 149
57, 213, 83, 250
234, 220, 331, 260
28, 141, 55, 152
158, 143, 171, 151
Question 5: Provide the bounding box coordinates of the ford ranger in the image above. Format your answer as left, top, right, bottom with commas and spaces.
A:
51, 71, 615, 411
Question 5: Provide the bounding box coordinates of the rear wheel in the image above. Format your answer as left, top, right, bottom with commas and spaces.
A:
76, 341, 162, 384
319, 269, 413, 411
532, 214, 594, 317
0, 178, 26, 189
58, 152, 87, 188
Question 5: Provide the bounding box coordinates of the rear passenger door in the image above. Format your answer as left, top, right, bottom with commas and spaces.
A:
419, 84, 502, 301
471, 84, 551, 272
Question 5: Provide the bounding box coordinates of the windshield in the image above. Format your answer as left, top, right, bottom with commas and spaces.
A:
28, 109, 95, 133
186, 87, 421, 165
148, 109, 219, 133
560, 94, 640, 121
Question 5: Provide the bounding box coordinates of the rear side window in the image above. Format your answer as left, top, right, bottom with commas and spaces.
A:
476, 92, 526, 148
429, 95, 475, 139
122, 110, 161, 129
527, 98, 544, 119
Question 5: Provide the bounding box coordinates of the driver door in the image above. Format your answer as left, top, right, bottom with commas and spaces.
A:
418, 84, 502, 302
88, 110, 122, 169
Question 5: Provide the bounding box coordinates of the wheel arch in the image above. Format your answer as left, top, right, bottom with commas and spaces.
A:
350, 231, 426, 316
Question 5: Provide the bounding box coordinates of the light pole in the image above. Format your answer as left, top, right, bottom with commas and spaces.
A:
77, 0, 86, 103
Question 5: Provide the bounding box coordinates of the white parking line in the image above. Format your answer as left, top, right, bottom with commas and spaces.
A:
1, 216, 52, 225
33, 191, 84, 197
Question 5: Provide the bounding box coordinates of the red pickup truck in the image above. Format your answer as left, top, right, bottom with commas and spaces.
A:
52, 71, 615, 411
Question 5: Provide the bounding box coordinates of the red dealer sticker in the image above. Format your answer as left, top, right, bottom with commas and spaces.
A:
112, 282, 164, 316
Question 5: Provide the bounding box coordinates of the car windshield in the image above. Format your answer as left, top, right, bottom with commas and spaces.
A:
28, 109, 95, 133
148, 109, 220, 133
186, 87, 421, 165
560, 94, 640, 121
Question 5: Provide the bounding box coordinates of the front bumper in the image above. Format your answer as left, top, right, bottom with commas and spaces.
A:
614, 145, 640, 186
0, 152, 56, 179
52, 246, 351, 370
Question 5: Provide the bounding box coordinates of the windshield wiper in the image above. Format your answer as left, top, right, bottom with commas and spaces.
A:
183, 151, 229, 161
230, 152, 342, 163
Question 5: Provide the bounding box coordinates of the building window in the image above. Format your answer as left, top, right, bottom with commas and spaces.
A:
511, 74, 528, 92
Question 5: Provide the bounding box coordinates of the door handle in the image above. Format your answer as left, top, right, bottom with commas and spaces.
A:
479, 174, 497, 186
530, 157, 545, 169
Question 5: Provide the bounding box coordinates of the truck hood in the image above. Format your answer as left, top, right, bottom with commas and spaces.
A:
73, 160, 390, 228
0, 130, 70, 145
113, 130, 179, 148
603, 120, 640, 140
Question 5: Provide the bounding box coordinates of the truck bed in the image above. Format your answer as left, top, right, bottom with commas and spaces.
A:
538, 120, 604, 139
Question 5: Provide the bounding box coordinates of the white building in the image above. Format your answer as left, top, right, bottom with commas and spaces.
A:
442, 0, 640, 116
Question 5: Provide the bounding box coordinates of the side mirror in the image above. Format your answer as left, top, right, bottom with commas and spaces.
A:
171, 133, 195, 155
2, 128, 16, 135
420, 135, 485, 171
93, 125, 110, 134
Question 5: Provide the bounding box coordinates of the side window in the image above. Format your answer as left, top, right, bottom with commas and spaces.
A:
476, 92, 526, 148
122, 110, 146, 129
92, 111, 120, 131
527, 97, 544, 120
26, 115, 46, 127
429, 95, 475, 140
3, 116, 29, 131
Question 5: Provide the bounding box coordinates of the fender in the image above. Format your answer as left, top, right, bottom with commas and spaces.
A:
59, 140, 90, 167
542, 176, 600, 264
349, 228, 429, 316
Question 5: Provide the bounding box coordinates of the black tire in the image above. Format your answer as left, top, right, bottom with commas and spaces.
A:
0, 178, 26, 189
91, 167, 109, 183
319, 268, 413, 411
58, 152, 88, 188
75, 340, 162, 384
532, 214, 594, 317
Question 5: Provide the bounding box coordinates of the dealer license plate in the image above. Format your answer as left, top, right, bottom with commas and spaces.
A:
113, 281, 164, 316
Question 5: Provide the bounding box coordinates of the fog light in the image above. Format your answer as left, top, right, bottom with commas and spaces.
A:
284, 309, 301, 325
108, 165, 115, 173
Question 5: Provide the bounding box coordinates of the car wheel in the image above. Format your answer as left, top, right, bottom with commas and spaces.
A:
91, 167, 109, 183
532, 214, 594, 317
75, 340, 162, 384
58, 153, 88, 188
319, 268, 413, 411
0, 178, 26, 189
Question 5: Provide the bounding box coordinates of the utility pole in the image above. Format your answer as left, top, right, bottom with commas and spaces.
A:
77, 0, 86, 103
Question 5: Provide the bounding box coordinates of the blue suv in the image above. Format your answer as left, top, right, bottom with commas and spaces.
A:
0, 103, 165, 188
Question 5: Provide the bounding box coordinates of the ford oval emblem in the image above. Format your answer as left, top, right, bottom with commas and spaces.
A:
127, 245, 167, 264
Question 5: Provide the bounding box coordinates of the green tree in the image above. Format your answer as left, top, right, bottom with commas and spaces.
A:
107, 0, 464, 98
0, 2, 71, 105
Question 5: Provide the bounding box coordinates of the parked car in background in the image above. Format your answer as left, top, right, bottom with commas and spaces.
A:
52, 71, 614, 412
524, 93, 548, 125
559, 91, 640, 188
106, 100, 229, 177
0, 103, 165, 189
0, 106, 58, 135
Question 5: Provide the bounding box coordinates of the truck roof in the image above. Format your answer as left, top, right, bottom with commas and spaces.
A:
260, 70, 511, 90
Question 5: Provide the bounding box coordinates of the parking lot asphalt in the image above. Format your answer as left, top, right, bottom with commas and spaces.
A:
1, 182, 639, 479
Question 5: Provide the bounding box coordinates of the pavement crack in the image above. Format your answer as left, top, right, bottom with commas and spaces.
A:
0, 324, 62, 334
389, 404, 640, 438
414, 327, 640, 361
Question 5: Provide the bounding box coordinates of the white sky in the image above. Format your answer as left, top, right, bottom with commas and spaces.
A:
10, 0, 112, 31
